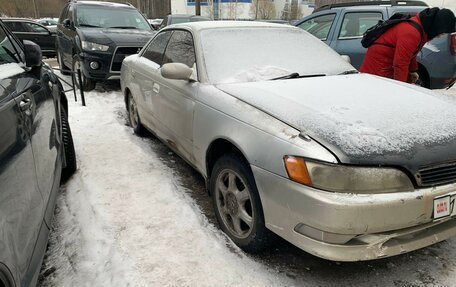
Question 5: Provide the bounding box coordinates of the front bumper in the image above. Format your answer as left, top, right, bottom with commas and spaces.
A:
78, 51, 118, 81
252, 165, 456, 261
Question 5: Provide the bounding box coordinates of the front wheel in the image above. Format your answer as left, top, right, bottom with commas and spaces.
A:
127, 93, 145, 135
72, 56, 95, 92
57, 50, 70, 75
61, 107, 77, 182
210, 153, 274, 253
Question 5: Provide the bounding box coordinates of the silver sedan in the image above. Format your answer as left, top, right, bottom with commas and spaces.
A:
121, 21, 456, 261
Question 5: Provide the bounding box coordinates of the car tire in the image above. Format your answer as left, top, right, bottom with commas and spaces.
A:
60, 107, 77, 182
57, 50, 70, 75
72, 56, 96, 92
127, 93, 146, 135
210, 153, 274, 253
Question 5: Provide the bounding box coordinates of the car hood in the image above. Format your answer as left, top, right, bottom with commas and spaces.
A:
78, 27, 155, 46
216, 74, 456, 172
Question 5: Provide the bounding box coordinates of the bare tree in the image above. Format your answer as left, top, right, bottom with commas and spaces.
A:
250, 0, 276, 20
281, 0, 302, 21
225, 0, 238, 20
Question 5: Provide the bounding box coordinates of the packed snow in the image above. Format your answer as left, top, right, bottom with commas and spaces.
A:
40, 89, 291, 287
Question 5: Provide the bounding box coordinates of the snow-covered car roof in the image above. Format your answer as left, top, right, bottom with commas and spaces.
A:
167, 20, 296, 32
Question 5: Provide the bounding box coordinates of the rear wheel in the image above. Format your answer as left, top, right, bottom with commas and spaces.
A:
72, 56, 95, 92
61, 107, 77, 182
210, 153, 273, 253
417, 65, 430, 89
128, 93, 145, 135
57, 50, 70, 75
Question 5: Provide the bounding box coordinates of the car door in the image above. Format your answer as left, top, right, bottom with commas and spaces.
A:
57, 4, 74, 66
152, 29, 198, 161
296, 12, 339, 45
0, 23, 45, 283
132, 30, 173, 129
21, 21, 55, 55
330, 10, 385, 69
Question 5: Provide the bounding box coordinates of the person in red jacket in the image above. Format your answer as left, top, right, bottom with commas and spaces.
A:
360, 8, 456, 84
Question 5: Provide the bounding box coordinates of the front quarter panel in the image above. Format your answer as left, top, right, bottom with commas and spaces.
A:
193, 85, 338, 178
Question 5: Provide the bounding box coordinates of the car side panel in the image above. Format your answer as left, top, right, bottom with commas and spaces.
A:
330, 8, 386, 69
0, 78, 44, 287
193, 85, 338, 178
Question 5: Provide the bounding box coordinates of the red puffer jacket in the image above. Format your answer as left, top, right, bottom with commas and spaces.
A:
360, 15, 428, 83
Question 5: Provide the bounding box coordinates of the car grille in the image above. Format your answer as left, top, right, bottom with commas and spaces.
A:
418, 162, 456, 187
111, 47, 141, 72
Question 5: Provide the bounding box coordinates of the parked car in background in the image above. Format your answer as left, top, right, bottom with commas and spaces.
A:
148, 18, 163, 30
1, 18, 56, 57
0, 19, 76, 287
122, 21, 456, 261
159, 14, 211, 29
56, 0, 155, 91
295, 0, 456, 89
37, 18, 58, 33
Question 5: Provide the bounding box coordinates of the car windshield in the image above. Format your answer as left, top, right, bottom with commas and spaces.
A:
75, 5, 151, 30
200, 27, 354, 84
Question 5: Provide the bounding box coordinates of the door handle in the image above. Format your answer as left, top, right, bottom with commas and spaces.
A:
20, 98, 32, 112
153, 83, 160, 94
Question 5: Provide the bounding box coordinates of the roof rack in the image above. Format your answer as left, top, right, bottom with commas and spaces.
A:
314, 0, 428, 12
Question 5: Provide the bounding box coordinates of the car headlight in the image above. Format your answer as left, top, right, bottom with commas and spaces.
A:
283, 156, 414, 194
81, 41, 109, 52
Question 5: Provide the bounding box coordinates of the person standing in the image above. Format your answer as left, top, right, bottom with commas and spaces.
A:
360, 8, 456, 84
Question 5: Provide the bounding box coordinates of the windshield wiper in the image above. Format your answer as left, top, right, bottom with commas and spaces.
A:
338, 70, 358, 75
108, 26, 137, 29
79, 23, 101, 28
271, 73, 326, 80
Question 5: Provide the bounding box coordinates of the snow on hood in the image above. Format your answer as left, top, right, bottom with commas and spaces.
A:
220, 66, 293, 84
216, 74, 456, 166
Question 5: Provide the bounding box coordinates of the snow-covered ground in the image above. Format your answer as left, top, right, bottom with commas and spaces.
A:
39, 85, 293, 287
39, 80, 456, 286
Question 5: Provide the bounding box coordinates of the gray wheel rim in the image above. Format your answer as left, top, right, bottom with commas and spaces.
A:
129, 96, 139, 129
215, 169, 254, 239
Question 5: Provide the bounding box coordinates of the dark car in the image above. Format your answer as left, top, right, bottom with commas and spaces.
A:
56, 1, 156, 91
0, 19, 76, 287
1, 18, 56, 57
159, 14, 211, 29
37, 18, 58, 33
295, 0, 456, 89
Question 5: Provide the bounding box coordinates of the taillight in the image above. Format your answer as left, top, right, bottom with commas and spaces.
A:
451, 33, 456, 55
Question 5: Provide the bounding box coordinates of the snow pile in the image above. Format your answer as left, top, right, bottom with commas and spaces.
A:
41, 91, 290, 286
221, 66, 292, 83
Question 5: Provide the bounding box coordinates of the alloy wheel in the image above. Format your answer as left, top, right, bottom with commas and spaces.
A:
215, 169, 254, 239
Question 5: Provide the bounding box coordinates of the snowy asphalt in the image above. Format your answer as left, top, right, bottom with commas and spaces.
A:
38, 67, 456, 286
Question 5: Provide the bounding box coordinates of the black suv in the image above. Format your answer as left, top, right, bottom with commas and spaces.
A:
56, 0, 155, 91
0, 19, 76, 287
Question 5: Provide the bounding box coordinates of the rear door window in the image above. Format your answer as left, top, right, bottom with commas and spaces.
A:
23, 22, 48, 33
339, 12, 383, 39
298, 14, 336, 41
4, 22, 27, 32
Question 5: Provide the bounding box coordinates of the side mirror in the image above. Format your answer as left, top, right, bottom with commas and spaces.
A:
62, 19, 73, 29
341, 55, 351, 64
161, 63, 193, 81
23, 40, 42, 68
